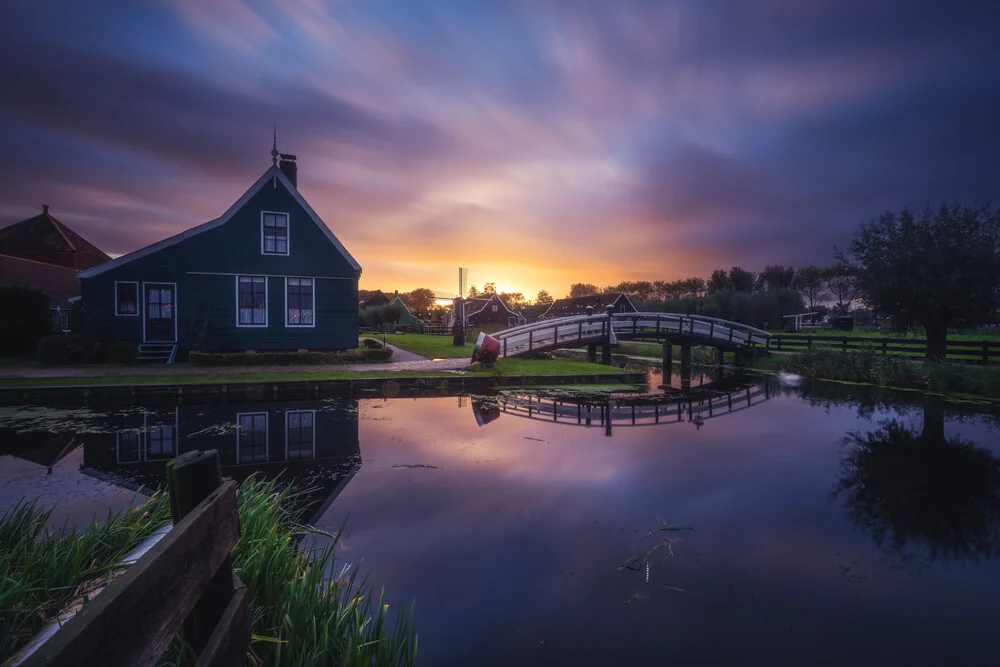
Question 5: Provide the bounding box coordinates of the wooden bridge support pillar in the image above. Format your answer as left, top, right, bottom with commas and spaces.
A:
662, 343, 672, 372
587, 343, 597, 363
605, 400, 613, 437
734, 349, 748, 367
680, 345, 692, 389
601, 342, 612, 365
716, 347, 725, 366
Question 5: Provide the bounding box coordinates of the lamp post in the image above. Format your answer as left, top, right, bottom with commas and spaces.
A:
695, 287, 706, 316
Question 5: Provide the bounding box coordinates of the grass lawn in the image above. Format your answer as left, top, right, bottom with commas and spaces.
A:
382, 333, 476, 359
768, 327, 1000, 341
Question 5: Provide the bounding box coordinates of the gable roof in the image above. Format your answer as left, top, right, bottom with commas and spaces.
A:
0, 207, 111, 270
542, 292, 635, 318
78, 166, 361, 279
0, 254, 81, 306
466, 293, 518, 318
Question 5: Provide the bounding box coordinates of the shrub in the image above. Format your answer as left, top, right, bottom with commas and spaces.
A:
363, 338, 384, 349
189, 348, 393, 367
35, 334, 102, 365
0, 285, 52, 356
108, 341, 139, 365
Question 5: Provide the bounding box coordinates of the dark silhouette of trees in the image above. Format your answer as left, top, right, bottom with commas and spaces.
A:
848, 204, 1000, 360
793, 266, 829, 310
569, 283, 599, 298
707, 269, 731, 292
535, 290, 554, 306
823, 262, 861, 314
756, 265, 795, 291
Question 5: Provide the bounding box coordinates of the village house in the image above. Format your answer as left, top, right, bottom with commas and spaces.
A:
77, 150, 361, 357
0, 205, 111, 331
540, 292, 636, 319
465, 294, 524, 328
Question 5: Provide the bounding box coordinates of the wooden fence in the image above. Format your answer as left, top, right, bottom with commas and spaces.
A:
770, 334, 1000, 363
21, 450, 249, 667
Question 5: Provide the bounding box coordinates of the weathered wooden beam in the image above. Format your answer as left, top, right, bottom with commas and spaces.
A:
21, 481, 240, 667
193, 577, 250, 667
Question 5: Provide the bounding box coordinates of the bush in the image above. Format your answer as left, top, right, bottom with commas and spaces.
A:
362, 338, 384, 349
35, 334, 103, 365
0, 285, 52, 356
189, 348, 393, 367
108, 341, 138, 365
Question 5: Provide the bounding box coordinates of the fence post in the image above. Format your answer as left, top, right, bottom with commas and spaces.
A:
882, 339, 887, 356
165, 450, 236, 653
984, 341, 989, 365
808, 336, 813, 349
503, 337, 507, 358
842, 337, 847, 352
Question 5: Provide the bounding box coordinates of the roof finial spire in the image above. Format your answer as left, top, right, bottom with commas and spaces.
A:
271, 123, 279, 166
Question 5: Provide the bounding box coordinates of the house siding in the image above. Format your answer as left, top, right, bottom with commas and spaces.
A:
81, 170, 359, 351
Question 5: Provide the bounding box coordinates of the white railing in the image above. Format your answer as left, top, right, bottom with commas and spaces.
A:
493, 311, 771, 357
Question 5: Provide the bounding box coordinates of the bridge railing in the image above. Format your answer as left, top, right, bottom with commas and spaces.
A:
497, 314, 611, 356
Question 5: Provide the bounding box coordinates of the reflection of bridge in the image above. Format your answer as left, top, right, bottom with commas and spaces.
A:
491, 312, 771, 365
473, 382, 773, 432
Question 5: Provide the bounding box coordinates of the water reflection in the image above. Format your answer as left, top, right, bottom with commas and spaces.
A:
834, 405, 1000, 562
1, 400, 360, 522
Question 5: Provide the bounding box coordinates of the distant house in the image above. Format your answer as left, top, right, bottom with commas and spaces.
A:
517, 304, 547, 324
0, 206, 111, 331
389, 295, 425, 329
466, 294, 523, 328
78, 153, 361, 354
541, 292, 636, 319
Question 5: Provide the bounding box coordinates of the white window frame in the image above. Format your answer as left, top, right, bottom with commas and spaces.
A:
236, 411, 269, 464
284, 277, 316, 328
285, 410, 316, 460
235, 276, 268, 328
261, 211, 290, 256
114, 281, 139, 317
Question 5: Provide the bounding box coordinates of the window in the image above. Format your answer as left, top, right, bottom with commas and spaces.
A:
115, 282, 138, 316
492, 305, 498, 312
146, 422, 176, 460
237, 276, 267, 326
116, 430, 140, 463
262, 212, 289, 255
286, 411, 315, 459
147, 288, 173, 320
286, 278, 314, 326
237, 413, 268, 463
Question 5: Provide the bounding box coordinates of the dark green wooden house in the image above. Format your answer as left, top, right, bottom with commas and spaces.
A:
78, 156, 361, 359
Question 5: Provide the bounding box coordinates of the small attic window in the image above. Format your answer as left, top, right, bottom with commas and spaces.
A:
262, 212, 289, 255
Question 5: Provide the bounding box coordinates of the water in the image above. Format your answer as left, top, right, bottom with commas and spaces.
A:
1, 371, 999, 666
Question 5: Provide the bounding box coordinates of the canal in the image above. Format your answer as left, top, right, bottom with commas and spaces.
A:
1, 369, 998, 666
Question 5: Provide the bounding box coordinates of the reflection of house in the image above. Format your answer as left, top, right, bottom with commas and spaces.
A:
541, 293, 636, 319
78, 152, 361, 354
80, 399, 361, 521
0, 205, 111, 331
466, 294, 524, 328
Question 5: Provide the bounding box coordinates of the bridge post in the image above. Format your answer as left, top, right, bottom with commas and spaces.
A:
716, 347, 724, 365
602, 306, 615, 365
680, 345, 692, 389
587, 343, 597, 363
605, 399, 613, 437
662, 342, 672, 372
734, 349, 748, 367
601, 342, 612, 365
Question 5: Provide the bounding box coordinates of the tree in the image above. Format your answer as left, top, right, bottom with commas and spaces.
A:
793, 265, 829, 310
756, 265, 795, 292
499, 291, 526, 310
482, 282, 497, 295
823, 262, 860, 314
466, 284, 480, 298
849, 204, 1000, 359
535, 290, 554, 306
569, 283, 599, 298
401, 288, 435, 318
0, 286, 51, 356
707, 269, 732, 292
728, 267, 756, 292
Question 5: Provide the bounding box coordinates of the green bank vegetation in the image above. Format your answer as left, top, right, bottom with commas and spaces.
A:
0, 479, 416, 666
771, 349, 1000, 398
382, 333, 476, 359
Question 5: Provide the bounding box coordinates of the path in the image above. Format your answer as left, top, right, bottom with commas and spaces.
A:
359, 337, 427, 363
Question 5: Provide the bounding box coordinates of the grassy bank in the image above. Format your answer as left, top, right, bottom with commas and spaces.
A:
771, 349, 1000, 397
382, 333, 474, 359
465, 358, 636, 376
0, 479, 416, 666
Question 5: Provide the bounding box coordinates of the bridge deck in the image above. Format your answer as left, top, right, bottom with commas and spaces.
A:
493, 312, 771, 359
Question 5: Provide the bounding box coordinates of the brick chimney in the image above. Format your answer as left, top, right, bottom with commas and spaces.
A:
278, 153, 297, 189
42, 204, 49, 215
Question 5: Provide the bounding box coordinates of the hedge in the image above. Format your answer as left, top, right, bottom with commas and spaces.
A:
36, 335, 104, 365
189, 348, 393, 367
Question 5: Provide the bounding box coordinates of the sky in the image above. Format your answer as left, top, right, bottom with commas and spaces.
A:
1, 1, 998, 299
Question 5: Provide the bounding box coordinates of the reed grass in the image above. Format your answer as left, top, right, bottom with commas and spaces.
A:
0, 493, 171, 660
1, 479, 416, 667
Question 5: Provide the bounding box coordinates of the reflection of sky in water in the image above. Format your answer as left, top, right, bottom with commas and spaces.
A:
0, 383, 999, 665
319, 391, 1000, 667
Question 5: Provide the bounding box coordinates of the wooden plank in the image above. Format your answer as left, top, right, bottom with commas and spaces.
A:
22, 481, 240, 667
193, 577, 250, 667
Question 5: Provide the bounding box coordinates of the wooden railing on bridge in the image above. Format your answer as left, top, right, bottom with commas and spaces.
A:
21, 450, 248, 667
493, 312, 771, 358
770, 334, 1000, 364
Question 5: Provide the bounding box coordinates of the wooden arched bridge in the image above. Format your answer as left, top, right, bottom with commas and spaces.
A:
490, 311, 771, 366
